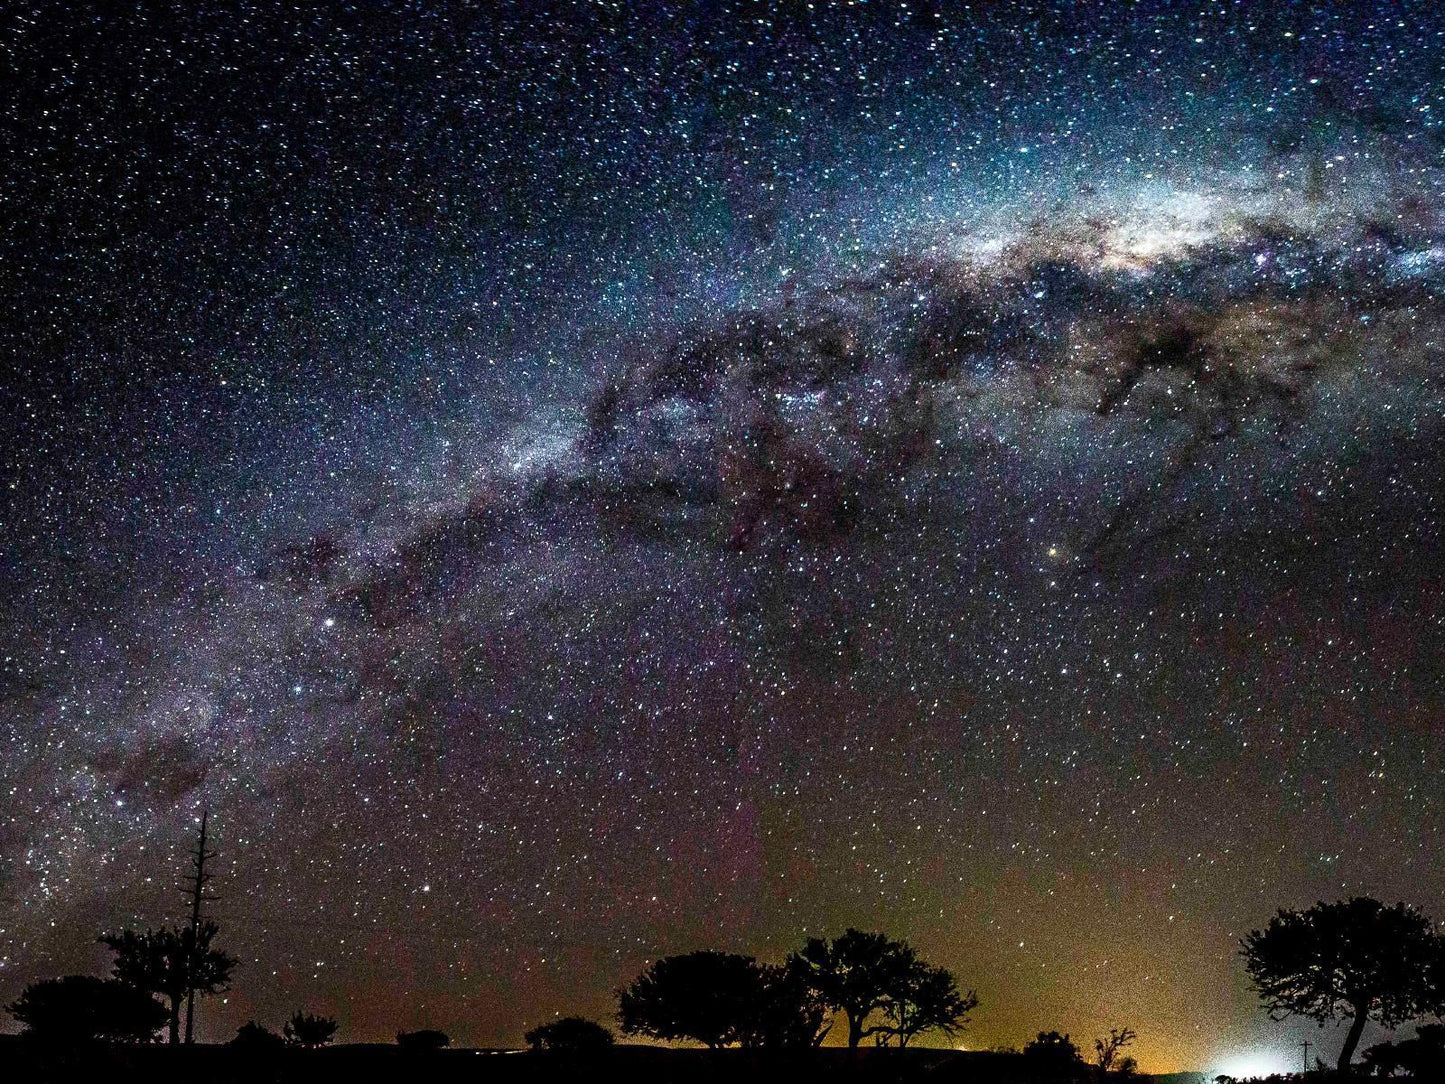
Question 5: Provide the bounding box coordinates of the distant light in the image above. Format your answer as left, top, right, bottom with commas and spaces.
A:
1210, 1051, 1293, 1079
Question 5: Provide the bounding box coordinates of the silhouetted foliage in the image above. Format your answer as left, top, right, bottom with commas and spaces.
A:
284, 1011, 338, 1048
790, 929, 915, 1049
619, 951, 763, 1048
1028, 1029, 1086, 1081
1363, 1021, 1445, 1078
790, 929, 973, 1050
744, 961, 832, 1050
101, 921, 237, 1045
525, 1016, 615, 1053
1092, 1026, 1136, 1079
1241, 897, 1445, 1071
6, 975, 167, 1044
882, 961, 977, 1048
396, 1028, 451, 1052
230, 1020, 286, 1052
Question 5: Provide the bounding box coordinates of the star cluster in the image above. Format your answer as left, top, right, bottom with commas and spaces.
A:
3, 2, 1445, 1071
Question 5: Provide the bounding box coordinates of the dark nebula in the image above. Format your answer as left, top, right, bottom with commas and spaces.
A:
3, 3, 1444, 1074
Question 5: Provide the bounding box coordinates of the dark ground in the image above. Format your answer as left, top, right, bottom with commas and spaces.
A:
0, 1039, 1209, 1084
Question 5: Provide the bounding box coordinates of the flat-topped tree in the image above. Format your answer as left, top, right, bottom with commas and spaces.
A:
1242, 897, 1445, 1072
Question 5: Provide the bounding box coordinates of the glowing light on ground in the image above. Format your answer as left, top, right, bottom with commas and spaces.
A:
1209, 1049, 1296, 1079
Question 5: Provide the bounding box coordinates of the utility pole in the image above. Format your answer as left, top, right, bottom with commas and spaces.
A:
1301, 1038, 1312, 1075
181, 810, 219, 1044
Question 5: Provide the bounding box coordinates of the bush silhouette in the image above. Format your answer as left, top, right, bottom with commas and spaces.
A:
284, 1010, 338, 1048
1024, 1031, 1086, 1079
1363, 1022, 1445, 1078
525, 1016, 615, 1053
231, 1020, 286, 1052
396, 1028, 450, 1052
7, 975, 168, 1044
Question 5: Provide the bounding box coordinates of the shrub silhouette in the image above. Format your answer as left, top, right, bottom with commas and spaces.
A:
7, 975, 168, 1044
284, 1010, 338, 1048
525, 1016, 615, 1053
1024, 1031, 1086, 1079
396, 1028, 450, 1052
230, 1020, 286, 1052
1242, 897, 1445, 1071
1363, 1022, 1445, 1078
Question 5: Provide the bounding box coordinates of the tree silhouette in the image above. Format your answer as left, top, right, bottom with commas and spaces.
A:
1092, 1027, 1137, 1079
1241, 897, 1445, 1071
789, 929, 916, 1049
284, 1011, 338, 1048
7, 975, 168, 1044
101, 921, 236, 1045
883, 962, 978, 1048
525, 1016, 615, 1053
396, 1028, 450, 1052
618, 951, 762, 1048
742, 962, 831, 1050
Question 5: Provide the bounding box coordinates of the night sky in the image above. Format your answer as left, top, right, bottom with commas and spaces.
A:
4, 2, 1445, 1075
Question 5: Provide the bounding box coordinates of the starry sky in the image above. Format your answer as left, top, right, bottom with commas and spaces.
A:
3, 1, 1445, 1074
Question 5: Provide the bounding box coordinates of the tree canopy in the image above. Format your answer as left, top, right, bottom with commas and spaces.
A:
102, 921, 236, 1045
788, 929, 974, 1050
7, 975, 168, 1044
883, 961, 977, 1048
618, 931, 974, 1053
743, 961, 832, 1050
790, 929, 915, 1049
1241, 897, 1445, 1071
618, 951, 763, 1048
